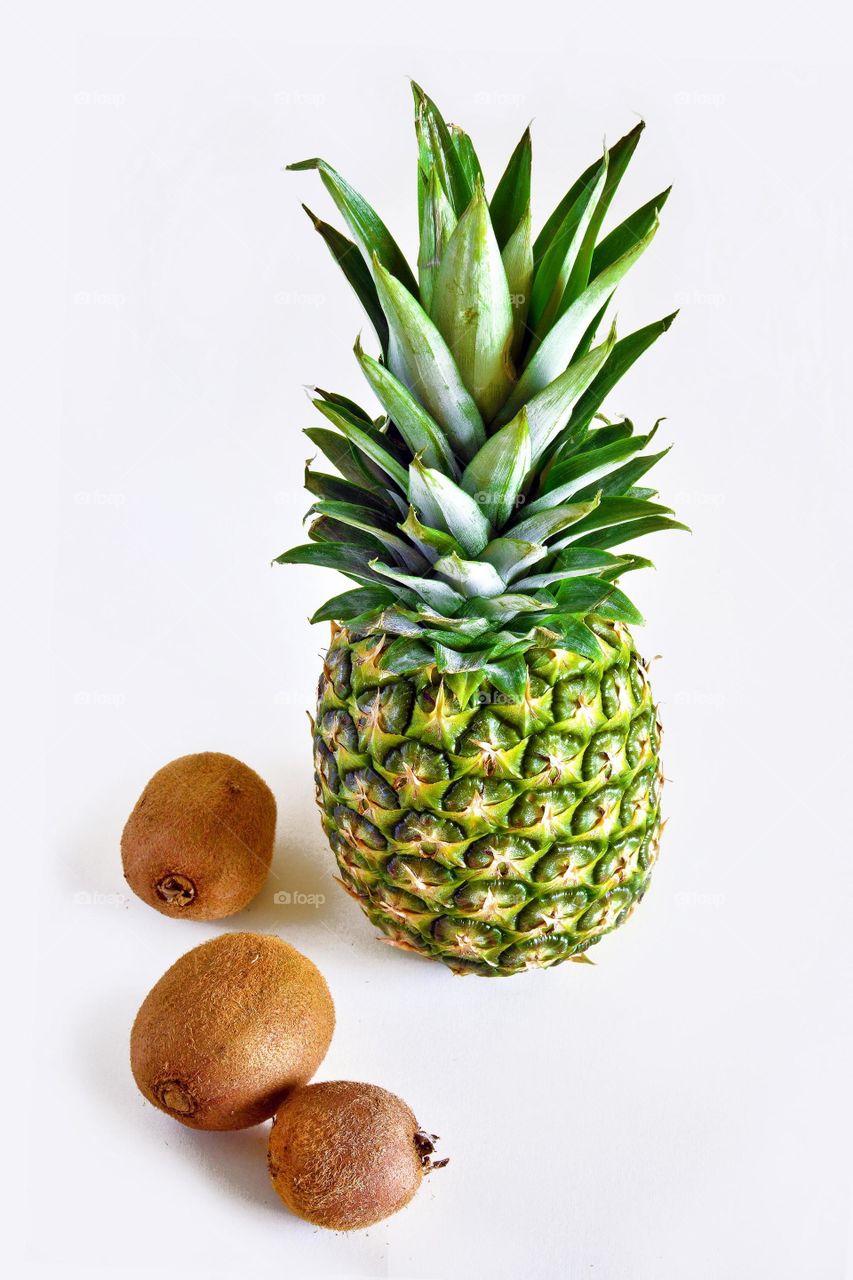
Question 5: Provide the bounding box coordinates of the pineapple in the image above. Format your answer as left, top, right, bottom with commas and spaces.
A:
278, 84, 684, 976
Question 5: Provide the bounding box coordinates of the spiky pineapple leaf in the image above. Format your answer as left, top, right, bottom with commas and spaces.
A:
533, 122, 644, 267
313, 387, 374, 424
514, 549, 628, 588
418, 168, 457, 315
538, 616, 603, 659
502, 208, 533, 364
503, 218, 659, 418
449, 124, 484, 193
408, 459, 493, 557
354, 337, 459, 476
370, 559, 465, 614
431, 184, 515, 421
398, 507, 464, 562
507, 495, 601, 545
509, 326, 616, 463
572, 514, 689, 550
432, 553, 506, 598
490, 126, 532, 250
564, 496, 675, 536
591, 188, 672, 281
288, 158, 417, 294
560, 313, 678, 443
553, 576, 644, 624
304, 467, 393, 513
479, 536, 549, 581
412, 81, 473, 216
301, 205, 389, 355
373, 257, 486, 461
312, 399, 409, 490
304, 427, 391, 494
536, 434, 656, 505
483, 653, 528, 699
571, 444, 672, 502
310, 585, 395, 623
308, 515, 387, 555
274, 541, 381, 582
560, 124, 648, 307
528, 155, 608, 342
461, 410, 531, 529
310, 501, 427, 571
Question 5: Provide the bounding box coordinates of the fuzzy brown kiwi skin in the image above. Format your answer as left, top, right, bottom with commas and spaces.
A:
130, 933, 335, 1131
268, 1082, 445, 1230
121, 752, 276, 921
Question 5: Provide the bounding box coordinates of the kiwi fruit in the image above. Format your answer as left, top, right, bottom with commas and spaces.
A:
121, 751, 276, 920
267, 1081, 447, 1230
130, 932, 335, 1130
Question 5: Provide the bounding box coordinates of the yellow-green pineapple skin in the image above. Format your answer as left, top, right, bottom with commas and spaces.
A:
313, 618, 662, 976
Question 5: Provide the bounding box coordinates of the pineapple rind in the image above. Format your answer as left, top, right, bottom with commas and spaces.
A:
314, 617, 662, 976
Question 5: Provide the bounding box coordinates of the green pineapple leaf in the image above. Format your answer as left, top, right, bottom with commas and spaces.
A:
309, 501, 429, 572
398, 506, 465, 562
412, 81, 473, 217
301, 205, 389, 356
449, 123, 484, 194
354, 336, 460, 477
373, 257, 486, 461
534, 434, 656, 508
310, 585, 396, 623
312, 399, 409, 490
370, 560, 465, 615
432, 552, 506, 598
528, 154, 608, 344
304, 427, 393, 494
553, 576, 644, 624
490, 125, 532, 250
418, 168, 457, 315
304, 466, 394, 513
431, 182, 515, 422
533, 122, 644, 267
288, 158, 417, 294
503, 217, 659, 418
502, 208, 534, 365
408, 458, 493, 556
559, 123, 647, 306
572, 514, 689, 550
561, 313, 678, 442
461, 409, 532, 529
479, 536, 550, 581
507, 495, 601, 545
571, 444, 672, 502
506, 326, 616, 463
273, 541, 382, 583
591, 187, 672, 281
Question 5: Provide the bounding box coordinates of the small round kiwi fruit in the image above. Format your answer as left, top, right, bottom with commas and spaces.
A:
130, 932, 335, 1130
121, 751, 276, 920
267, 1081, 447, 1230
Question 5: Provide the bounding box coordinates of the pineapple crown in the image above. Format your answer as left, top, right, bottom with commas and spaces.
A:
277, 82, 685, 696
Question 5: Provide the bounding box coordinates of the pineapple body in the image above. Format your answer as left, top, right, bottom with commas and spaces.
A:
314, 618, 662, 976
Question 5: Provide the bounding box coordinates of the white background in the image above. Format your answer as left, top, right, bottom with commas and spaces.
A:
7, 1, 853, 1277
